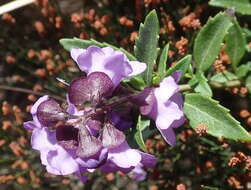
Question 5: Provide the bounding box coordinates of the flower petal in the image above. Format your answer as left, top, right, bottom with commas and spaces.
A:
108, 141, 142, 168
158, 127, 177, 146
47, 148, 79, 175
23, 121, 38, 130
129, 166, 147, 181
37, 98, 67, 127
127, 61, 147, 77
110, 111, 132, 131
76, 46, 133, 87
31, 128, 79, 175
68, 72, 113, 105
76, 127, 102, 158
139, 152, 157, 168
70, 48, 85, 62
56, 125, 79, 149
31, 95, 49, 128
102, 123, 125, 148
76, 148, 108, 169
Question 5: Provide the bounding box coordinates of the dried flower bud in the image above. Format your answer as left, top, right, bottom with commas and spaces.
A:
2, 13, 16, 24
9, 141, 24, 156
205, 161, 214, 169
105, 173, 115, 181
176, 184, 186, 190
33, 84, 43, 91
239, 109, 250, 118
195, 123, 208, 136
13, 105, 23, 123
17, 177, 27, 184
35, 68, 47, 78
175, 37, 188, 55
2, 101, 11, 115
240, 87, 248, 95
34, 21, 46, 36
2, 120, 11, 130
130, 31, 138, 42
21, 161, 29, 170
246, 116, 251, 127
100, 27, 108, 36
0, 139, 6, 147
26, 105, 33, 112
227, 176, 242, 189
94, 20, 103, 29
101, 15, 110, 24
179, 13, 201, 31
0, 175, 14, 184
231, 87, 239, 94
5, 55, 16, 64
149, 184, 158, 190
28, 94, 37, 102
27, 49, 36, 59
62, 178, 70, 184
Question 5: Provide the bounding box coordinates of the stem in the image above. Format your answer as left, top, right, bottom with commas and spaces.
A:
104, 95, 135, 109
0, 85, 65, 102
179, 80, 242, 92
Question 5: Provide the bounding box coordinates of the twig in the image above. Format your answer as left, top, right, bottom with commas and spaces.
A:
0, 0, 36, 15
0, 85, 65, 102
179, 80, 242, 93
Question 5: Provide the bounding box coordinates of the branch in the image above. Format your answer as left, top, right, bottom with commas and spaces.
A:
0, 85, 65, 102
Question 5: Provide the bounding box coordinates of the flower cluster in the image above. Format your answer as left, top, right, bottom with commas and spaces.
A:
24, 46, 184, 181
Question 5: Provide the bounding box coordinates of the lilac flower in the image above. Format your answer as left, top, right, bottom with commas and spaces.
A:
24, 45, 156, 181
139, 74, 185, 146
70, 46, 146, 87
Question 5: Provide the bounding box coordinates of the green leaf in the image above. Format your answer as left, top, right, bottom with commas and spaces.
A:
209, 0, 251, 15
245, 75, 251, 93
225, 19, 246, 70
194, 73, 212, 97
165, 55, 192, 79
123, 76, 145, 90
194, 81, 212, 97
236, 62, 251, 78
210, 71, 238, 83
158, 43, 169, 80
134, 116, 150, 152
59, 38, 137, 61
184, 93, 251, 141
193, 13, 233, 72
134, 10, 160, 85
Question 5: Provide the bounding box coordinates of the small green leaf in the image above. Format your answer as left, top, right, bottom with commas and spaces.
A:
209, 0, 251, 15
245, 75, 251, 93
243, 28, 251, 39
225, 19, 246, 70
158, 43, 169, 80
201, 186, 219, 190
59, 38, 137, 61
184, 93, 251, 141
194, 73, 212, 97
134, 116, 150, 152
193, 13, 233, 72
134, 10, 160, 85
236, 62, 251, 78
194, 81, 212, 97
165, 55, 192, 79
123, 76, 145, 90
210, 71, 238, 83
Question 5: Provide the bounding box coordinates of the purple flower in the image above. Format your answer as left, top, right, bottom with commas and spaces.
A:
70, 46, 146, 87
139, 75, 185, 146
24, 46, 156, 182
100, 142, 156, 175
